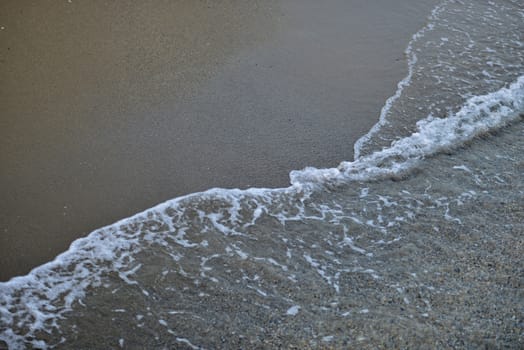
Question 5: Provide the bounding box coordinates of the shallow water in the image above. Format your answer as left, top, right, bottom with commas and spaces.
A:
355, 0, 523, 158
1, 0, 523, 348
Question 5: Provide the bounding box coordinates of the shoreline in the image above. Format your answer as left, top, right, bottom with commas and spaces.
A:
0, 0, 439, 280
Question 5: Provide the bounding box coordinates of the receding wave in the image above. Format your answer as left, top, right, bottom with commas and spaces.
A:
355, 0, 524, 158
291, 75, 524, 186
1, 76, 522, 350
1, 0, 523, 348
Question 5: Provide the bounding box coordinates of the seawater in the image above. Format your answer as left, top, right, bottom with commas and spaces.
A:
1, 0, 523, 348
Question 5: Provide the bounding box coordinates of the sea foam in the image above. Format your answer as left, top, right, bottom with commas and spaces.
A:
1, 74, 522, 349
1, 0, 523, 347
291, 75, 524, 186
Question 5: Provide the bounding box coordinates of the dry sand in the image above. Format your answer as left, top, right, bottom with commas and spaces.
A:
0, 0, 438, 280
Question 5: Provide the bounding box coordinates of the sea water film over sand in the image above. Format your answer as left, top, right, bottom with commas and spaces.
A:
1, 0, 523, 348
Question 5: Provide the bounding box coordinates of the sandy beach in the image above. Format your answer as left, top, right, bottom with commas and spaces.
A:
0, 0, 438, 281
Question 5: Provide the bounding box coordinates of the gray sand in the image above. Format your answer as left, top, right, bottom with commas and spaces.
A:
0, 0, 438, 280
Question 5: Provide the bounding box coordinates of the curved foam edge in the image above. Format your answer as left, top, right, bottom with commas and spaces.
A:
353, 0, 450, 160
291, 75, 524, 187
1, 74, 522, 348
1, 2, 523, 345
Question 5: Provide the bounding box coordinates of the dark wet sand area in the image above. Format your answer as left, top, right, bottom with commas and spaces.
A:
0, 0, 438, 280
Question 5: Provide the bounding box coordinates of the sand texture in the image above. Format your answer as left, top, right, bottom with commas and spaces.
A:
0, 0, 438, 280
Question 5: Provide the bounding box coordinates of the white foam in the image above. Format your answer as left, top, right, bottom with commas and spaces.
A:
291, 75, 524, 187
286, 305, 300, 316
452, 165, 472, 172
1, 6, 522, 349
353, 0, 451, 159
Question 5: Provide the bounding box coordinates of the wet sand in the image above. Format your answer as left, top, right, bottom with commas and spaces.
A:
0, 0, 438, 280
